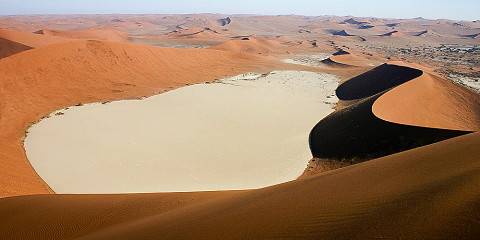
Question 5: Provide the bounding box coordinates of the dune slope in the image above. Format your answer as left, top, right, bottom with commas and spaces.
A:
1, 132, 479, 239
310, 63, 479, 160
373, 72, 480, 131
35, 28, 128, 42
0, 37, 32, 58
336, 63, 423, 100
210, 37, 285, 55
0, 191, 241, 240
0, 28, 67, 48
0, 40, 276, 197
309, 92, 469, 160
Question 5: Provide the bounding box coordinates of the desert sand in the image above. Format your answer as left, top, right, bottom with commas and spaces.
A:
24, 71, 338, 193
310, 62, 479, 162
0, 13, 479, 240
0, 39, 286, 197
34, 28, 129, 42
2, 132, 479, 239
0, 28, 69, 58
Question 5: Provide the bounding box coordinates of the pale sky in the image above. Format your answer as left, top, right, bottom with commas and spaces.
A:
0, 0, 478, 21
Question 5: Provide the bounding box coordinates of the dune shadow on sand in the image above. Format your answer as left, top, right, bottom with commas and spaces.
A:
309, 92, 470, 161
336, 63, 422, 101
310, 63, 471, 161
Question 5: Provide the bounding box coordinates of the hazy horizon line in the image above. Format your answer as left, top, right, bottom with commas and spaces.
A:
0, 12, 476, 22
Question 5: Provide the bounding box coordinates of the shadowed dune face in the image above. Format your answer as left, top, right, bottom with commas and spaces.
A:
217, 17, 231, 26
309, 93, 469, 160
379, 30, 400, 36
327, 29, 354, 36
336, 63, 423, 100
310, 63, 479, 161
0, 38, 32, 58
320, 57, 352, 67
414, 30, 428, 36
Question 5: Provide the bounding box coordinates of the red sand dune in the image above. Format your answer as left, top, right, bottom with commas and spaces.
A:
210, 37, 286, 55
0, 28, 67, 48
310, 63, 478, 160
0, 39, 278, 197
0, 37, 32, 58
373, 67, 480, 131
336, 63, 423, 100
1, 132, 479, 239
165, 27, 225, 40
34, 28, 129, 42
329, 52, 374, 67
322, 49, 380, 67
0, 19, 478, 239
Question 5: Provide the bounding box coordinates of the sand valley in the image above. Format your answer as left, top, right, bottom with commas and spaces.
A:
25, 71, 338, 193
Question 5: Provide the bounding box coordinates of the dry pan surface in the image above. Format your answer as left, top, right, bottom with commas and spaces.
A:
24, 71, 339, 193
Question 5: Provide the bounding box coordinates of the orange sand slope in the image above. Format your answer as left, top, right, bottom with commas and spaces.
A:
0, 40, 278, 197
210, 37, 286, 55
1, 132, 479, 240
165, 27, 224, 40
0, 28, 67, 47
34, 28, 129, 42
337, 62, 480, 131
324, 49, 380, 67
373, 69, 480, 131
0, 28, 68, 57
310, 63, 479, 160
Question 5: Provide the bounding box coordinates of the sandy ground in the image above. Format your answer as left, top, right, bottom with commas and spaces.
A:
24, 71, 338, 193
1, 15, 479, 239
449, 74, 480, 92
282, 54, 331, 67
3, 132, 479, 240
0, 39, 286, 197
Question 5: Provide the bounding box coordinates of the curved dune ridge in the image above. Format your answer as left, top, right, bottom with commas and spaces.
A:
336, 63, 423, 100
1, 132, 479, 239
0, 39, 277, 197
0, 28, 68, 47
165, 27, 224, 39
0, 28, 68, 57
34, 28, 129, 42
210, 37, 285, 54
373, 69, 480, 131
322, 49, 378, 67
310, 63, 479, 160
